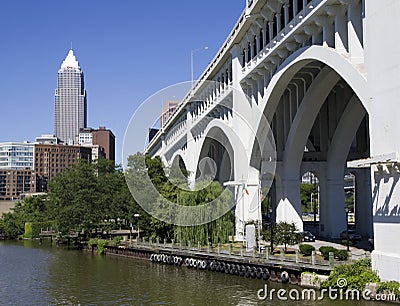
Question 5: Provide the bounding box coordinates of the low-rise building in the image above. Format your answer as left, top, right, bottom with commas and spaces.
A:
0, 142, 34, 170
35, 134, 61, 145
77, 126, 115, 161
0, 168, 36, 201
34, 143, 92, 192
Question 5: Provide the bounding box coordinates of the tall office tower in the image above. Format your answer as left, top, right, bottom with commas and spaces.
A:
54, 49, 87, 144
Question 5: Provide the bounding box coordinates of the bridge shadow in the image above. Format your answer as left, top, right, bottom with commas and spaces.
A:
373, 172, 400, 223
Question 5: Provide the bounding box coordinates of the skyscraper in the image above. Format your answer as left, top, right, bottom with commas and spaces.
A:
54, 49, 87, 144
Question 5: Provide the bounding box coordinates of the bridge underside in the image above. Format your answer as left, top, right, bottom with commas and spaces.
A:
145, 0, 400, 281
251, 60, 372, 239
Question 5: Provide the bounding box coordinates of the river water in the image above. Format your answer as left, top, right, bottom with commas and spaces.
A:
0, 240, 389, 305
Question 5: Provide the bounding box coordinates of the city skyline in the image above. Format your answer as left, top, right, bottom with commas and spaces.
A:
0, 1, 244, 164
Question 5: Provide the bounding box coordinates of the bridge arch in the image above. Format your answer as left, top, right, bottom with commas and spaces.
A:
168, 150, 186, 169
258, 45, 369, 124
251, 45, 371, 237
192, 119, 246, 185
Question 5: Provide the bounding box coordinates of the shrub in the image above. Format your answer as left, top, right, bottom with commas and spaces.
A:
113, 236, 122, 246
299, 244, 315, 256
335, 249, 349, 261
96, 239, 108, 255
377, 281, 400, 299
88, 238, 97, 249
319, 246, 338, 260
24, 221, 53, 239
321, 258, 380, 291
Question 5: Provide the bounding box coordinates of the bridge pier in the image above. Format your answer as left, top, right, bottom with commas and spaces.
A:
353, 168, 373, 238
274, 177, 303, 232
320, 177, 346, 238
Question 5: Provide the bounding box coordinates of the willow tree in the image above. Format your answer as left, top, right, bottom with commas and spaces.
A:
174, 181, 234, 246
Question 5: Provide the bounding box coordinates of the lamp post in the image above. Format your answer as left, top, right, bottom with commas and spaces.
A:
209, 205, 213, 245
134, 213, 140, 241
311, 192, 317, 228
191, 46, 208, 88
345, 207, 350, 251
269, 204, 274, 254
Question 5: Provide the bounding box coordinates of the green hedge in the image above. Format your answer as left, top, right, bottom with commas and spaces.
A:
377, 281, 400, 299
24, 222, 53, 239
321, 258, 379, 291
319, 246, 338, 260
88, 238, 108, 255
299, 244, 315, 256
335, 249, 349, 261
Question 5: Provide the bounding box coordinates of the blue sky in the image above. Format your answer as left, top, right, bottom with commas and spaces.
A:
0, 0, 245, 164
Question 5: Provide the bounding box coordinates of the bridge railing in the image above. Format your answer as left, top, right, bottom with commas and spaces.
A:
242, 0, 324, 76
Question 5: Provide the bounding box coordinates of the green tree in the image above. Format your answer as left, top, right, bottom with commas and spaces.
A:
125, 153, 175, 240
273, 221, 299, 252
300, 183, 317, 213
174, 181, 234, 246
0, 212, 24, 239
46, 158, 149, 238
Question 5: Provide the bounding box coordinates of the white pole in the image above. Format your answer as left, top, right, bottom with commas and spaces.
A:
191, 50, 194, 88
191, 47, 208, 89
242, 179, 245, 246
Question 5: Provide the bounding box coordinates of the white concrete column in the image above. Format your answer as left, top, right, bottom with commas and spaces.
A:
371, 164, 400, 281
274, 175, 303, 231
255, 33, 261, 54
283, 3, 290, 26
321, 177, 347, 238
304, 25, 322, 45
314, 16, 334, 48
184, 104, 197, 187
326, 5, 348, 54
262, 28, 267, 48
365, 0, 400, 280
276, 13, 282, 35
243, 44, 249, 64
342, 0, 364, 64
249, 41, 255, 60
353, 168, 373, 238
269, 21, 274, 41
293, 0, 298, 17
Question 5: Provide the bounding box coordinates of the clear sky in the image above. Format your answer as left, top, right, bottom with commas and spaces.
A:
0, 0, 245, 165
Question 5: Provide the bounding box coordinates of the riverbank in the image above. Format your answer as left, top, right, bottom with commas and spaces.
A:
84, 240, 337, 285
86, 242, 400, 303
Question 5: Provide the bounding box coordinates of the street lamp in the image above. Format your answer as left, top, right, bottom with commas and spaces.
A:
134, 213, 140, 241
345, 207, 350, 251
191, 46, 208, 88
269, 203, 274, 254
311, 192, 317, 228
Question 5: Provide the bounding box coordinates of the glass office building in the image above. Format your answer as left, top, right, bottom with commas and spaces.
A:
54, 49, 87, 144
0, 142, 34, 170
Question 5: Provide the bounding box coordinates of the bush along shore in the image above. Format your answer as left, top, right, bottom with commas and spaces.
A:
301, 258, 400, 302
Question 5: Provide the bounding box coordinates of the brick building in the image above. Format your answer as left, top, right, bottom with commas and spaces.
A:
92, 127, 115, 161
0, 169, 36, 201
35, 143, 92, 192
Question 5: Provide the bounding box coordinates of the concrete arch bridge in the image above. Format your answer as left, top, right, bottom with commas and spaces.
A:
145, 0, 400, 281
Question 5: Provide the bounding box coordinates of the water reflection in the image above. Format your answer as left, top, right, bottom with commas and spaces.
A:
0, 241, 389, 305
